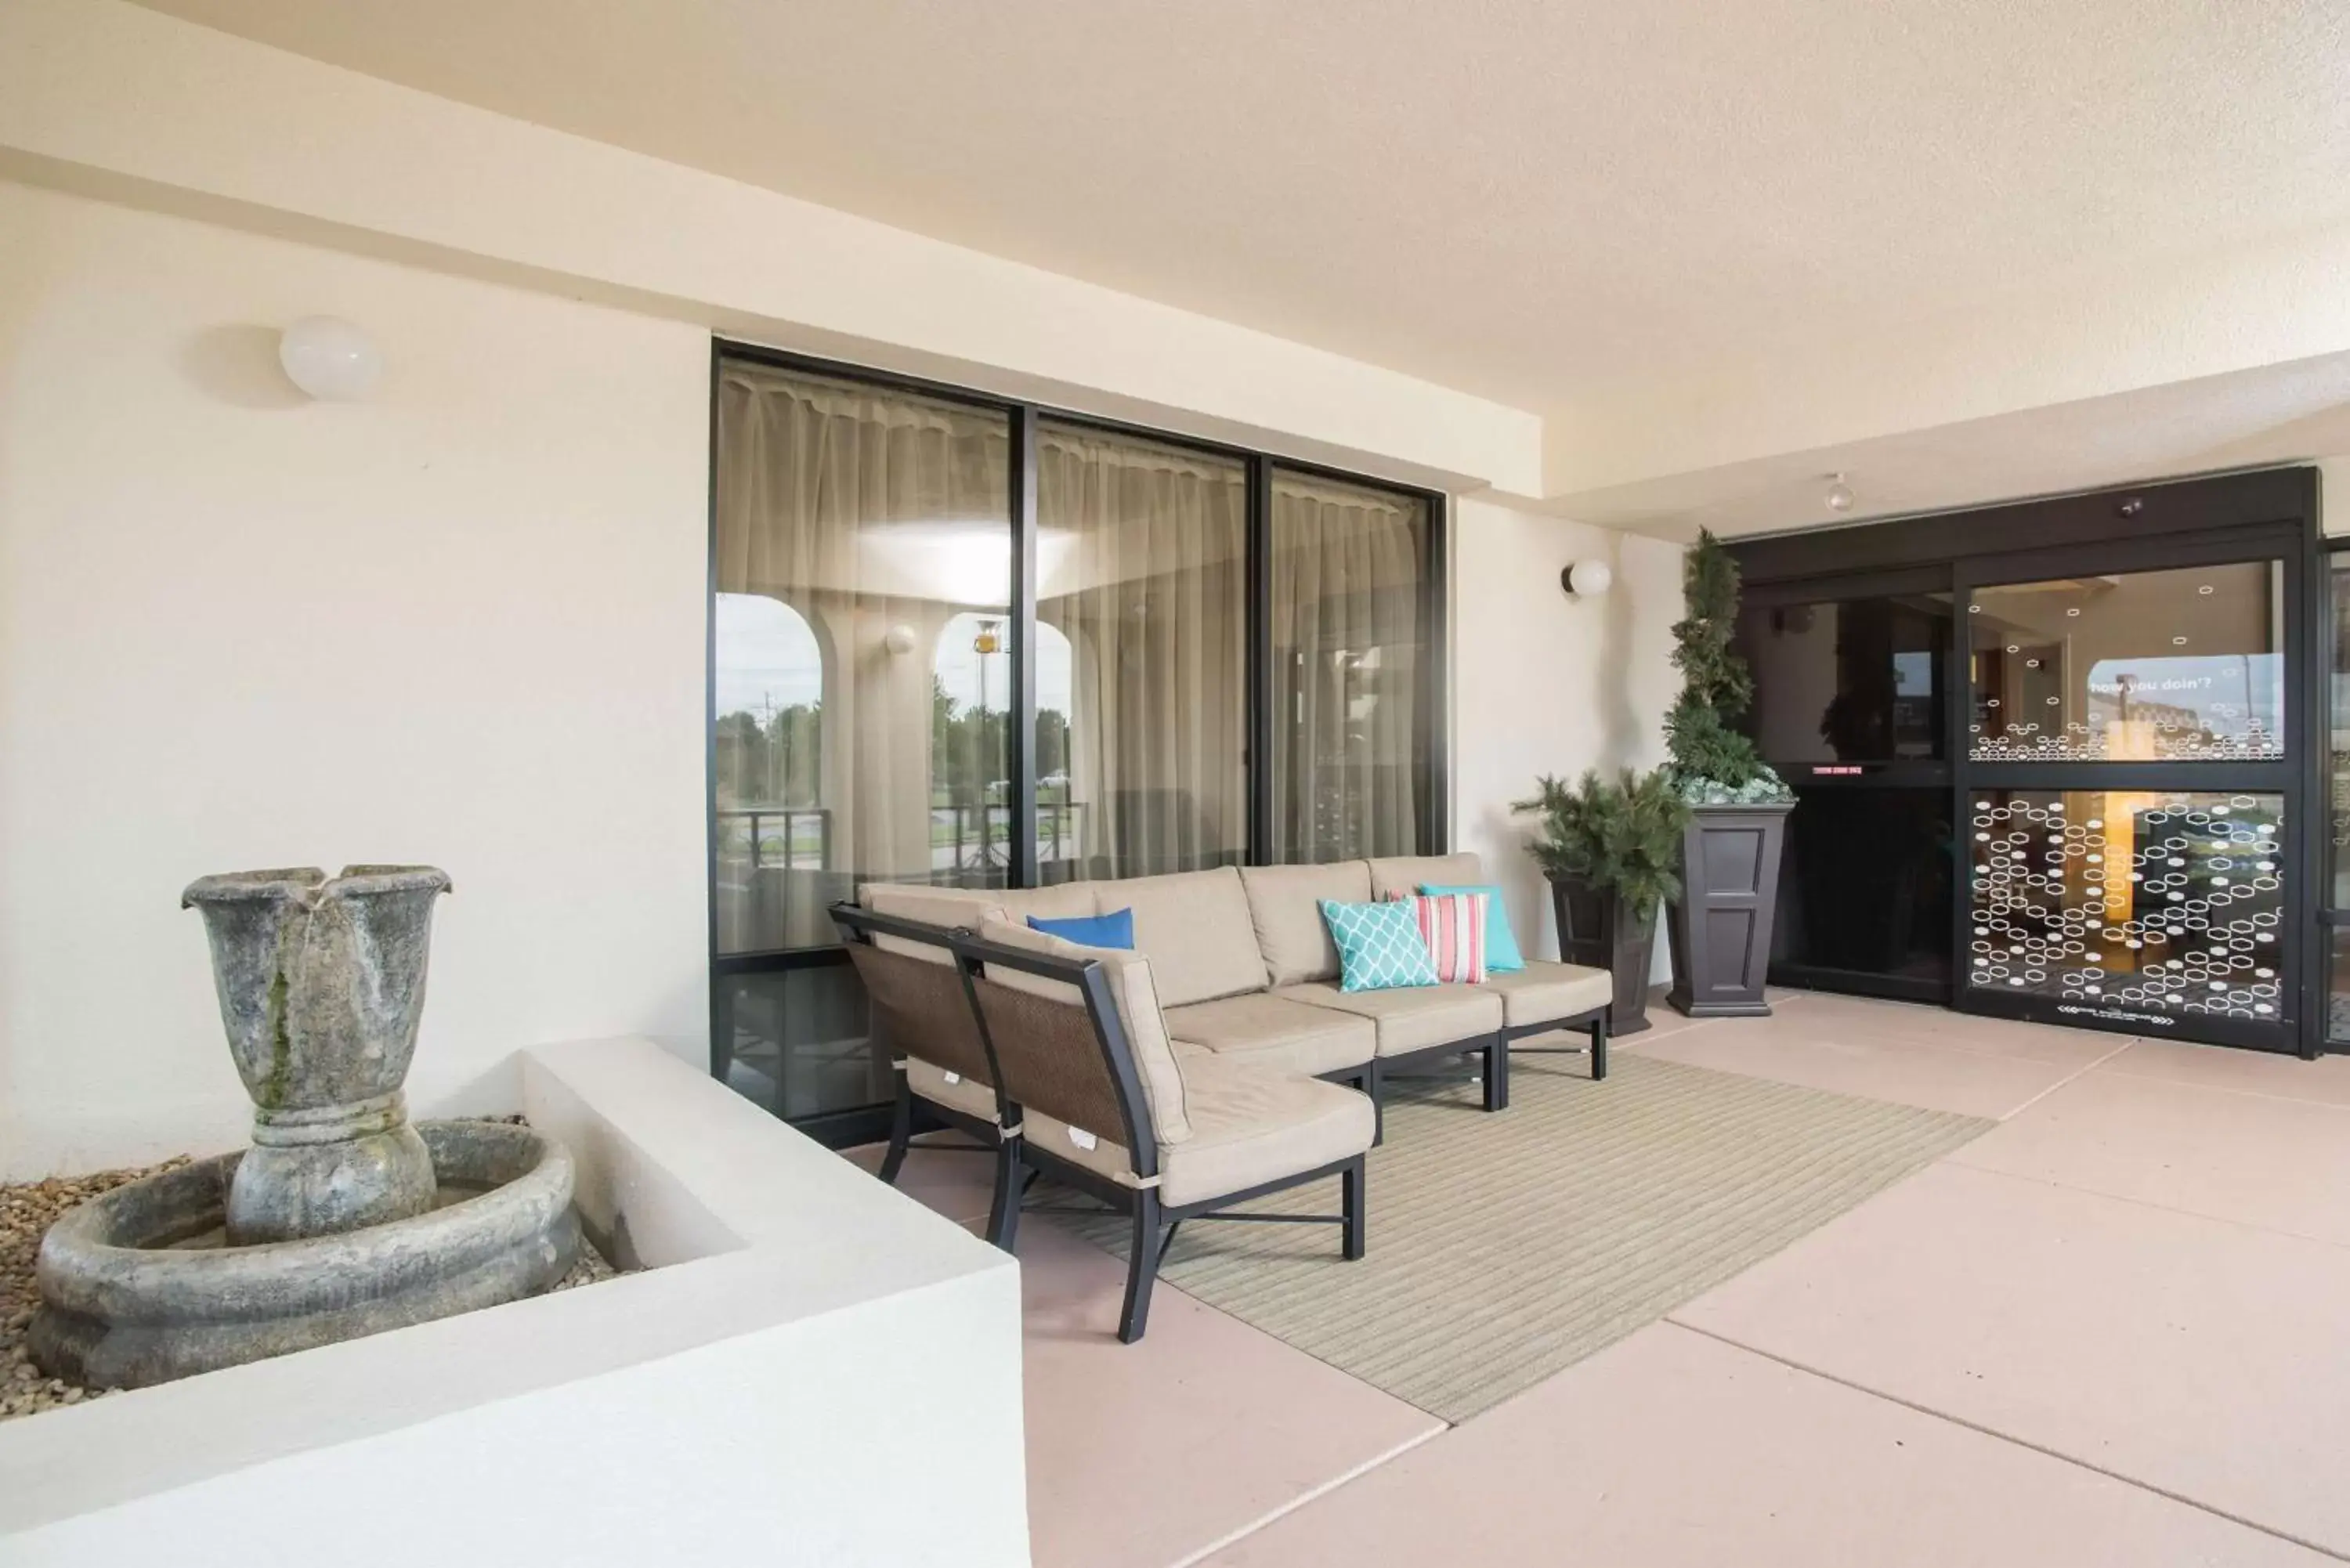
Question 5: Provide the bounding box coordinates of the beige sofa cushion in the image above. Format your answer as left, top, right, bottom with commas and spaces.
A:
905, 1056, 1001, 1124
1104, 867, 1267, 1008
1155, 1055, 1374, 1207
996, 883, 1101, 923
1366, 852, 1486, 901
1274, 981, 1503, 1057
1478, 960, 1612, 1028
1029, 1053, 1372, 1205
1238, 862, 1372, 986
974, 917, 1191, 1145
859, 883, 1007, 963
859, 880, 1098, 960
1163, 992, 1376, 1078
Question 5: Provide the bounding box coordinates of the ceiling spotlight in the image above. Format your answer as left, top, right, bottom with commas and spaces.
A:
1824, 472, 1855, 513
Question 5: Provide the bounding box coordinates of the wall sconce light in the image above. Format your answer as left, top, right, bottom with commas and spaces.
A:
883, 623, 917, 656
278, 316, 384, 402
1561, 560, 1614, 599
1823, 471, 1856, 513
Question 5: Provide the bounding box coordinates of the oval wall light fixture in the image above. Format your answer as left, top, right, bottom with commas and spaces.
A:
1561, 560, 1614, 599
279, 316, 384, 402
1824, 472, 1856, 513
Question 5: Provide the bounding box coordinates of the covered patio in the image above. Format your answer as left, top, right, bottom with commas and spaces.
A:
880, 988, 2350, 1566
8, 2, 2350, 1564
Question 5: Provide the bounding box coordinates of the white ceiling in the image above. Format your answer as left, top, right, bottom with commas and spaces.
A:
1553, 350, 2350, 540
129, 2, 2350, 407
125, 1, 2350, 527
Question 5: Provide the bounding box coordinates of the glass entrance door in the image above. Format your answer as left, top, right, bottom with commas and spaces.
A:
1956, 546, 2304, 1050
1737, 569, 1957, 1001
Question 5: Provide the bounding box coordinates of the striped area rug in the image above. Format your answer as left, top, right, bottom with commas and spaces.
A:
1068, 1050, 1988, 1422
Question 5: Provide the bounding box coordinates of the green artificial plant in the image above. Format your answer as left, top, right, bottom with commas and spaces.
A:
1512, 767, 1690, 928
1665, 529, 1793, 805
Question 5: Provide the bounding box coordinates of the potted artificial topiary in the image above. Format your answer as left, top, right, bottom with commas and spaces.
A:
1664, 529, 1795, 1017
1514, 767, 1689, 1035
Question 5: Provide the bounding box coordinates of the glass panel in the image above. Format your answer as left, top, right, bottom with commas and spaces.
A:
1969, 562, 2283, 761
1738, 592, 1951, 764
1967, 790, 2284, 1028
1036, 422, 1248, 880
713, 362, 1011, 970
1773, 789, 1952, 984
713, 963, 883, 1122
1270, 470, 1430, 862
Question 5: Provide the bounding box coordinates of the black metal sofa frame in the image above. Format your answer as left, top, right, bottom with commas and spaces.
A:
946, 925, 1365, 1342
833, 903, 1025, 1247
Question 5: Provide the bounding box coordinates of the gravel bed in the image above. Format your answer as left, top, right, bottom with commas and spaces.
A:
2, 1129, 623, 1425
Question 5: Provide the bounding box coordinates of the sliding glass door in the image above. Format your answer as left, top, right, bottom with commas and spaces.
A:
710, 363, 1013, 1122
1730, 471, 2322, 1056
1735, 570, 1956, 1000
707, 345, 1446, 1139
1036, 423, 1248, 881
1956, 544, 2302, 1050
1270, 471, 1436, 862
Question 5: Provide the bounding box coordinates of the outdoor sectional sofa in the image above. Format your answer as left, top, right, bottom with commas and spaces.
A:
833, 851, 1614, 1339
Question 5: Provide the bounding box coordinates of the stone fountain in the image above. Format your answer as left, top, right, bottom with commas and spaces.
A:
29, 867, 579, 1389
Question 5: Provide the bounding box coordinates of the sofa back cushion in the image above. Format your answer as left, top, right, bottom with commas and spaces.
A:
996, 883, 1100, 923
1368, 851, 1484, 901
973, 917, 1191, 1146
1239, 862, 1372, 986
860, 883, 1009, 963
1108, 867, 1267, 1008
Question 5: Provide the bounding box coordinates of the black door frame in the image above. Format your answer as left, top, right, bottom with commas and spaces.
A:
2312, 534, 2350, 1053
707, 338, 1452, 1143
1730, 468, 2323, 1057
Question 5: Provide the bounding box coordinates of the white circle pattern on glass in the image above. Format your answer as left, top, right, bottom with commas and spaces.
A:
1968, 794, 2283, 1022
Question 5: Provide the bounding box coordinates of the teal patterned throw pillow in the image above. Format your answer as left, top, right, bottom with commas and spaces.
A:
1320, 898, 1441, 993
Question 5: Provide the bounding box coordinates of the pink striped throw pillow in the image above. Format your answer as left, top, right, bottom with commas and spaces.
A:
1388, 891, 1487, 984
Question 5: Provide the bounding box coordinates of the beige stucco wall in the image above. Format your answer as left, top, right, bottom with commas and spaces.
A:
0, 179, 714, 1175
0, 0, 1544, 500
1449, 498, 1683, 973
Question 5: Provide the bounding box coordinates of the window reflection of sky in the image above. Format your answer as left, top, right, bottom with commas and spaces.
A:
715, 592, 1073, 720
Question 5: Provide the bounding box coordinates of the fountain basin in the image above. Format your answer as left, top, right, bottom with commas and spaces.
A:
29, 1121, 579, 1389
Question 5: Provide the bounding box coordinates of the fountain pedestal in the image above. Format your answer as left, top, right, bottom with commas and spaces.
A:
182, 866, 450, 1244
29, 865, 579, 1389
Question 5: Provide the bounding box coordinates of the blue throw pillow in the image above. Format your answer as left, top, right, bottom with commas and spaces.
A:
1422, 883, 1524, 971
1320, 898, 1440, 992
1028, 907, 1134, 950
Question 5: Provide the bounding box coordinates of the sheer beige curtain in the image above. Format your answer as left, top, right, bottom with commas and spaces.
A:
1038, 423, 1246, 880
1270, 470, 1428, 862
714, 363, 1010, 947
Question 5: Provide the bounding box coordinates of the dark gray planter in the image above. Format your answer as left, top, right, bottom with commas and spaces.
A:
1665, 802, 1793, 1017
1548, 874, 1658, 1035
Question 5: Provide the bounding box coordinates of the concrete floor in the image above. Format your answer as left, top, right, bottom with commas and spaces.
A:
847, 989, 2350, 1566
